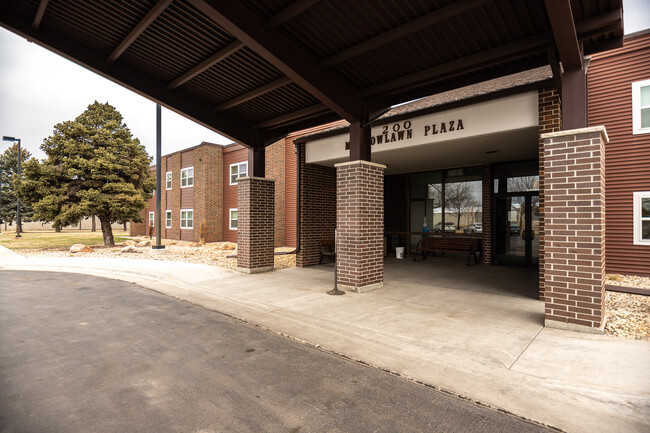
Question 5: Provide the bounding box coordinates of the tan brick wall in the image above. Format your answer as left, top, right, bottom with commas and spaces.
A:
542, 128, 607, 332
236, 177, 275, 272
336, 161, 385, 292
296, 144, 337, 267
266, 140, 286, 247
538, 87, 562, 300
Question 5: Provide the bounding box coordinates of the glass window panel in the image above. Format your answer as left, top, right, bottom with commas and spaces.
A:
444, 178, 482, 234
410, 171, 442, 199
641, 108, 650, 129
507, 176, 539, 192
643, 221, 650, 240
642, 198, 650, 217
641, 85, 650, 106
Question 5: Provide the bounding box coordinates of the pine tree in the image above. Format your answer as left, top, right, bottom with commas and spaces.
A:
16, 101, 154, 245
0, 143, 33, 226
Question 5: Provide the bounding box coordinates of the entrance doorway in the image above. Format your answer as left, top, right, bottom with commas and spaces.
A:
494, 193, 539, 266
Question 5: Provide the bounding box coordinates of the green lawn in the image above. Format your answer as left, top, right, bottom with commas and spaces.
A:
0, 230, 130, 250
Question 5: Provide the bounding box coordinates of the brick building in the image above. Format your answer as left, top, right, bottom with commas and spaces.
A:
132, 124, 343, 246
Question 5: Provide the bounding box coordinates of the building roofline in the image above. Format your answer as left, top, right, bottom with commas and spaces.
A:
295, 75, 553, 144
624, 28, 650, 40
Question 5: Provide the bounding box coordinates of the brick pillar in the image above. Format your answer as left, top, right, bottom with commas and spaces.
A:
236, 177, 275, 274
335, 160, 385, 293
481, 165, 492, 264
541, 126, 607, 333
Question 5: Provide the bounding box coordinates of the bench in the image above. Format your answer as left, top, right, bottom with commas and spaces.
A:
319, 239, 335, 264
414, 237, 481, 266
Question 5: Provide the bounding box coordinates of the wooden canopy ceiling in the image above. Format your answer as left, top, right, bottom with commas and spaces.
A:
0, 0, 623, 149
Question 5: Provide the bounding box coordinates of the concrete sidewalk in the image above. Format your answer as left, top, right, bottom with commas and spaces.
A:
1, 245, 649, 433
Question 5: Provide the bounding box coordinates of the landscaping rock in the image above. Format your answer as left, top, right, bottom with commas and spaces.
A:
189, 242, 201, 247
219, 242, 236, 250
120, 246, 138, 253
70, 244, 93, 253
137, 240, 151, 247
124, 240, 137, 247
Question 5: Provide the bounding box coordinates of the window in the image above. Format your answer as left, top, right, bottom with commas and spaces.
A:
230, 162, 248, 185
149, 212, 154, 227
165, 171, 172, 190
165, 210, 172, 228
180, 209, 193, 229
632, 79, 650, 134
229, 208, 238, 230
181, 167, 194, 188
633, 192, 650, 245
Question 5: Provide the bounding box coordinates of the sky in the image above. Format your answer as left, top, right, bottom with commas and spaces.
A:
1, 0, 649, 161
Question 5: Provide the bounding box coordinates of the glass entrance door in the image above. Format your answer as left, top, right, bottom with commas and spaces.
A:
494, 193, 539, 266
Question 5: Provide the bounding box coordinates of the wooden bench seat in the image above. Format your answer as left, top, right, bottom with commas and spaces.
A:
319, 239, 335, 264
414, 236, 481, 266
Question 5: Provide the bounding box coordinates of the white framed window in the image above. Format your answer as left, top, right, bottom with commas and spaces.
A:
632, 79, 650, 134
180, 209, 193, 229
165, 171, 172, 190
165, 210, 172, 229
633, 191, 650, 245
229, 208, 238, 230
230, 162, 248, 185
148, 211, 154, 227
181, 167, 194, 188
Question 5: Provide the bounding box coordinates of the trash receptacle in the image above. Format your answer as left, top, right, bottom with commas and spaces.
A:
395, 247, 405, 259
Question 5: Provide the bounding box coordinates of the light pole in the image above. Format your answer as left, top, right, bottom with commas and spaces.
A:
2, 136, 22, 237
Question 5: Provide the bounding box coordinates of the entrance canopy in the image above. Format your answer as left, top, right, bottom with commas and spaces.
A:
0, 0, 622, 151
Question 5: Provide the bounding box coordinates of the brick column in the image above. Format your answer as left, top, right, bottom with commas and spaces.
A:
335, 160, 385, 293
481, 165, 492, 264
541, 126, 608, 333
236, 177, 275, 274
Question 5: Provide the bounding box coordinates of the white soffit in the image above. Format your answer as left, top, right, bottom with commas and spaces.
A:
305, 91, 539, 170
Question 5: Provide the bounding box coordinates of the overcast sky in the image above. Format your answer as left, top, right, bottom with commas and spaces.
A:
1, 0, 649, 161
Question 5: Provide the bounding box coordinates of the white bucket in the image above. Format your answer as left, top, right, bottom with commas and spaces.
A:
395, 247, 405, 259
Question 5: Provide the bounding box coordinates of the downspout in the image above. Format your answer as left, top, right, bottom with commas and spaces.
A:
275, 141, 301, 255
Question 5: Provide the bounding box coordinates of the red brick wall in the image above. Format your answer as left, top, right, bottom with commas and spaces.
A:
538, 87, 562, 300
266, 139, 286, 247
543, 127, 607, 332
236, 177, 275, 272
336, 161, 385, 292
194, 145, 223, 243
296, 144, 337, 267
223, 145, 248, 243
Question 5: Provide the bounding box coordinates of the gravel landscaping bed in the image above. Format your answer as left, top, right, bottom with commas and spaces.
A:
20, 239, 296, 270
604, 274, 650, 340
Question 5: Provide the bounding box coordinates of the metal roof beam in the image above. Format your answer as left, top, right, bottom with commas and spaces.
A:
543, 0, 582, 70
361, 32, 554, 99
319, 0, 490, 68
167, 40, 244, 90
0, 9, 257, 146
188, 0, 363, 122
254, 104, 327, 129
265, 0, 321, 28
32, 0, 49, 29
214, 77, 291, 112
107, 0, 173, 64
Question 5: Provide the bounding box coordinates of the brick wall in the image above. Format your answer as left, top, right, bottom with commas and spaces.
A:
538, 87, 562, 300
266, 140, 286, 247
335, 161, 385, 292
542, 127, 607, 333
236, 177, 275, 273
481, 165, 492, 264
195, 145, 223, 242
296, 144, 337, 267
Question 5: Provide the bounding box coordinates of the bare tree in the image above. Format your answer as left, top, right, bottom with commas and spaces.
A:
445, 182, 479, 229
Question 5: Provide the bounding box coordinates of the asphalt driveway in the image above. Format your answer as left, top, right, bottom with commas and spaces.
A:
0, 271, 553, 432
